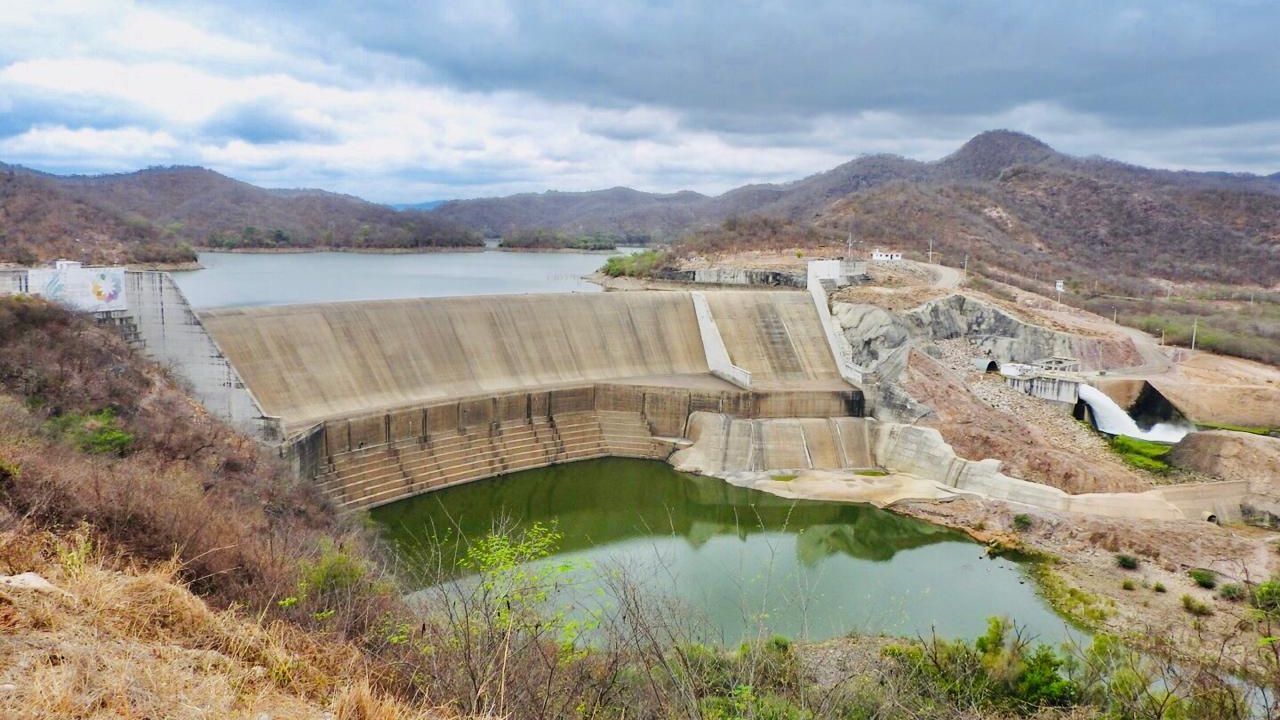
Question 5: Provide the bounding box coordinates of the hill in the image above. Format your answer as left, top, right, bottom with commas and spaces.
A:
431, 130, 1280, 243
0, 168, 187, 266
51, 166, 481, 252
0, 165, 481, 265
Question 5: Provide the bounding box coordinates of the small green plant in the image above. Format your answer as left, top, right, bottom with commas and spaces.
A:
0, 456, 19, 484
1121, 580, 1136, 591
55, 531, 94, 580
1115, 554, 1139, 570
298, 540, 366, 599
1012, 514, 1033, 531
854, 469, 888, 476
771, 473, 797, 482
1188, 569, 1217, 589
1181, 594, 1213, 616
1218, 583, 1247, 602
1252, 577, 1280, 616
1153, 582, 1167, 593
45, 409, 134, 456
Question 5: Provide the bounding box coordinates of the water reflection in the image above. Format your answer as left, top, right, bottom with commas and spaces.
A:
374, 458, 1070, 644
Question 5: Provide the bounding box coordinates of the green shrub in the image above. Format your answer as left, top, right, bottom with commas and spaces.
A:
1121, 580, 1136, 591
1181, 594, 1213, 616
1012, 514, 1033, 531
1153, 582, 1167, 593
885, 617, 1079, 713
45, 409, 135, 456
1188, 569, 1217, 589
1218, 583, 1247, 602
1115, 554, 1139, 570
298, 540, 366, 599
1253, 578, 1280, 616
601, 249, 666, 277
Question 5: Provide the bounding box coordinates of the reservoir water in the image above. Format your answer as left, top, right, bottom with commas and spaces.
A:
171, 247, 629, 308
374, 458, 1072, 646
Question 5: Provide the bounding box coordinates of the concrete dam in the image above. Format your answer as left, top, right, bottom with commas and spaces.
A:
200, 290, 864, 510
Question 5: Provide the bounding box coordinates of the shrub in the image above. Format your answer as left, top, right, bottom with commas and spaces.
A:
602, 249, 667, 277
1122, 580, 1136, 591
1181, 594, 1213, 616
1253, 578, 1280, 616
1189, 569, 1217, 589
1115, 554, 1139, 570
1013, 514, 1033, 531
1218, 583, 1247, 602
45, 409, 135, 456
298, 540, 367, 599
1153, 582, 1167, 593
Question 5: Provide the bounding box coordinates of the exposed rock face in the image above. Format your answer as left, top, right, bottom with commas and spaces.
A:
1170, 431, 1280, 526
903, 295, 1142, 370
835, 293, 1143, 383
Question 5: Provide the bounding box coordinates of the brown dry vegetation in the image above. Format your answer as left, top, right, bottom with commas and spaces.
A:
0, 165, 480, 265
1, 296, 1276, 718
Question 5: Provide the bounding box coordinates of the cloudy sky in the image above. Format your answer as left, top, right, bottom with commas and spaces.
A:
2, 1, 1278, 202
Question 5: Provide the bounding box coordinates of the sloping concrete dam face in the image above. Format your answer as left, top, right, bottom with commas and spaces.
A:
200, 291, 863, 509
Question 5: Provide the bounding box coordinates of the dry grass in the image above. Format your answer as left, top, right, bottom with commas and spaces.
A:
0, 527, 443, 720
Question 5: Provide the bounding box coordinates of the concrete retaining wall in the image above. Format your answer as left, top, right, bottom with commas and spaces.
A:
653, 268, 806, 288
691, 292, 752, 388
1004, 374, 1080, 405
122, 272, 280, 440
807, 275, 865, 386
305, 384, 863, 508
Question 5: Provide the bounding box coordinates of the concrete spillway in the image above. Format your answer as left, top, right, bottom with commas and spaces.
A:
202, 292, 722, 431
199, 290, 864, 508
703, 291, 843, 388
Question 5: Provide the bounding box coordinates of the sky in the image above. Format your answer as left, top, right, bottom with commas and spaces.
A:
1, 1, 1278, 203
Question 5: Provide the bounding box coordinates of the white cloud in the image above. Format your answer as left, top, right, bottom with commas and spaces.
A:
0, 2, 1277, 202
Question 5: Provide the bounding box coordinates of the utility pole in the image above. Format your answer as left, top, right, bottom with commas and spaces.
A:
1191, 318, 1199, 351
1112, 307, 1117, 324
928, 238, 934, 264
963, 254, 968, 277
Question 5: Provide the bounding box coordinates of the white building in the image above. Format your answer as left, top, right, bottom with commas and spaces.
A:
871, 249, 902, 262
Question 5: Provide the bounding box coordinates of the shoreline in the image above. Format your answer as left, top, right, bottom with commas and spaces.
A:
192, 245, 487, 256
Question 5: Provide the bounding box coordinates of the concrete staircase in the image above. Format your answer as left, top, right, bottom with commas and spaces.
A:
315, 411, 666, 511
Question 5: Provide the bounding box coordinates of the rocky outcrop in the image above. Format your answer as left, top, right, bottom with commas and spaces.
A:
904, 295, 1142, 370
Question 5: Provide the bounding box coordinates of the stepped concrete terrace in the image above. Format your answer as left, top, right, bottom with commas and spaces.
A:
199, 290, 864, 509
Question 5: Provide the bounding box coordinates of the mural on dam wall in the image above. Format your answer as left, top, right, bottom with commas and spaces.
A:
25, 262, 127, 313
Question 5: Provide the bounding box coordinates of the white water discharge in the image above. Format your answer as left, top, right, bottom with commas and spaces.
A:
1077, 384, 1194, 443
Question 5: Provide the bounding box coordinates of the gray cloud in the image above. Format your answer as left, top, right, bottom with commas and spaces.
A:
202, 101, 335, 144
204, 0, 1280, 129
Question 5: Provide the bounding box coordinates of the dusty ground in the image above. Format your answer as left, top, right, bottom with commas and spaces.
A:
894, 496, 1280, 677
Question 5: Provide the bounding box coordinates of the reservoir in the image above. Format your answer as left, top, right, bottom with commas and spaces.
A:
171, 247, 628, 308
373, 458, 1072, 646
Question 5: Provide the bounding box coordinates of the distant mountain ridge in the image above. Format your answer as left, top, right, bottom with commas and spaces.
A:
3, 131, 1278, 269
430, 130, 1280, 239
0, 163, 480, 265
